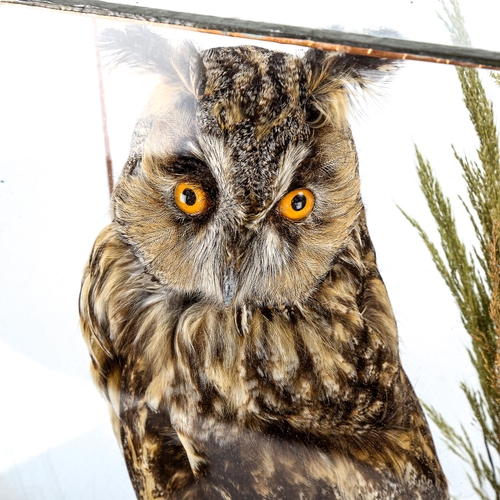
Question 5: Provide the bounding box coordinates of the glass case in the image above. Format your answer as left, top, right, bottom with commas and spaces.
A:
1, 1, 499, 498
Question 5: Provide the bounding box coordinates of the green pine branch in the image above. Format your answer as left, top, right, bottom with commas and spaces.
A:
401, 0, 500, 498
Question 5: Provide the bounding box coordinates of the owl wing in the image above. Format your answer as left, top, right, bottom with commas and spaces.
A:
79, 226, 205, 498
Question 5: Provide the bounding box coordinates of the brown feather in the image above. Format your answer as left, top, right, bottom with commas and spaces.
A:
80, 29, 448, 499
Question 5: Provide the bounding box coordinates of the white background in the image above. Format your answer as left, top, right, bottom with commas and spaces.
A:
0, 1, 499, 498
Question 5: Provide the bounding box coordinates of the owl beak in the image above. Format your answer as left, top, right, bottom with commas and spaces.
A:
222, 265, 238, 307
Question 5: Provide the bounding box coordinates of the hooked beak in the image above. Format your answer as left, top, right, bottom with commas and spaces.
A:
222, 264, 238, 307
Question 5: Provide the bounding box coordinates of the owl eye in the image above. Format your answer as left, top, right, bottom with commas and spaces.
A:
278, 189, 315, 221
174, 182, 210, 215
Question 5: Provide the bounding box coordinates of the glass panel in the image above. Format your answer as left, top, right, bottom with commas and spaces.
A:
1, 3, 498, 500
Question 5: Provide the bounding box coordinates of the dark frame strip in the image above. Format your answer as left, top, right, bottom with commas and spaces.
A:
92, 17, 114, 195
6, 0, 500, 70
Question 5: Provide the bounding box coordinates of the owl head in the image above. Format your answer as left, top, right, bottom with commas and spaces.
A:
104, 27, 397, 308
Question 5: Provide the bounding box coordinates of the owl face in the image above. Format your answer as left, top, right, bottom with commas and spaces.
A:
109, 32, 395, 308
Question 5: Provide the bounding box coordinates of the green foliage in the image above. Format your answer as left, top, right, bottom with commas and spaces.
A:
400, 0, 500, 497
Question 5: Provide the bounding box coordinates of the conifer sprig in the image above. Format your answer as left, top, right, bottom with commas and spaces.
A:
401, 0, 500, 497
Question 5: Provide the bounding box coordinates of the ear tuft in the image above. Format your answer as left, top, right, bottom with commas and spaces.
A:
99, 26, 204, 98
304, 48, 399, 127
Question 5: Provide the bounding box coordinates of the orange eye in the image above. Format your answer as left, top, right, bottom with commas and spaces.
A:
174, 182, 210, 215
278, 188, 315, 221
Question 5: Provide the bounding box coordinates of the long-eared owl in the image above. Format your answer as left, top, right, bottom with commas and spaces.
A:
79, 26, 449, 499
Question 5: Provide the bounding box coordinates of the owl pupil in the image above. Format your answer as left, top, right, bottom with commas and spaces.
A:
181, 188, 196, 206
291, 193, 307, 211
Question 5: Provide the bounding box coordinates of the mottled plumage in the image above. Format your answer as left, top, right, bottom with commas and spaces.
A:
80, 26, 449, 499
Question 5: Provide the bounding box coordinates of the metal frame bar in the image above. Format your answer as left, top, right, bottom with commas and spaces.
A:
4, 0, 500, 70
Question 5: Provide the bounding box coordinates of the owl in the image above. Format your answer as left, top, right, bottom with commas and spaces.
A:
80, 26, 449, 499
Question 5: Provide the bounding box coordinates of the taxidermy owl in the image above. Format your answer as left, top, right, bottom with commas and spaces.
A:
80, 26, 449, 499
